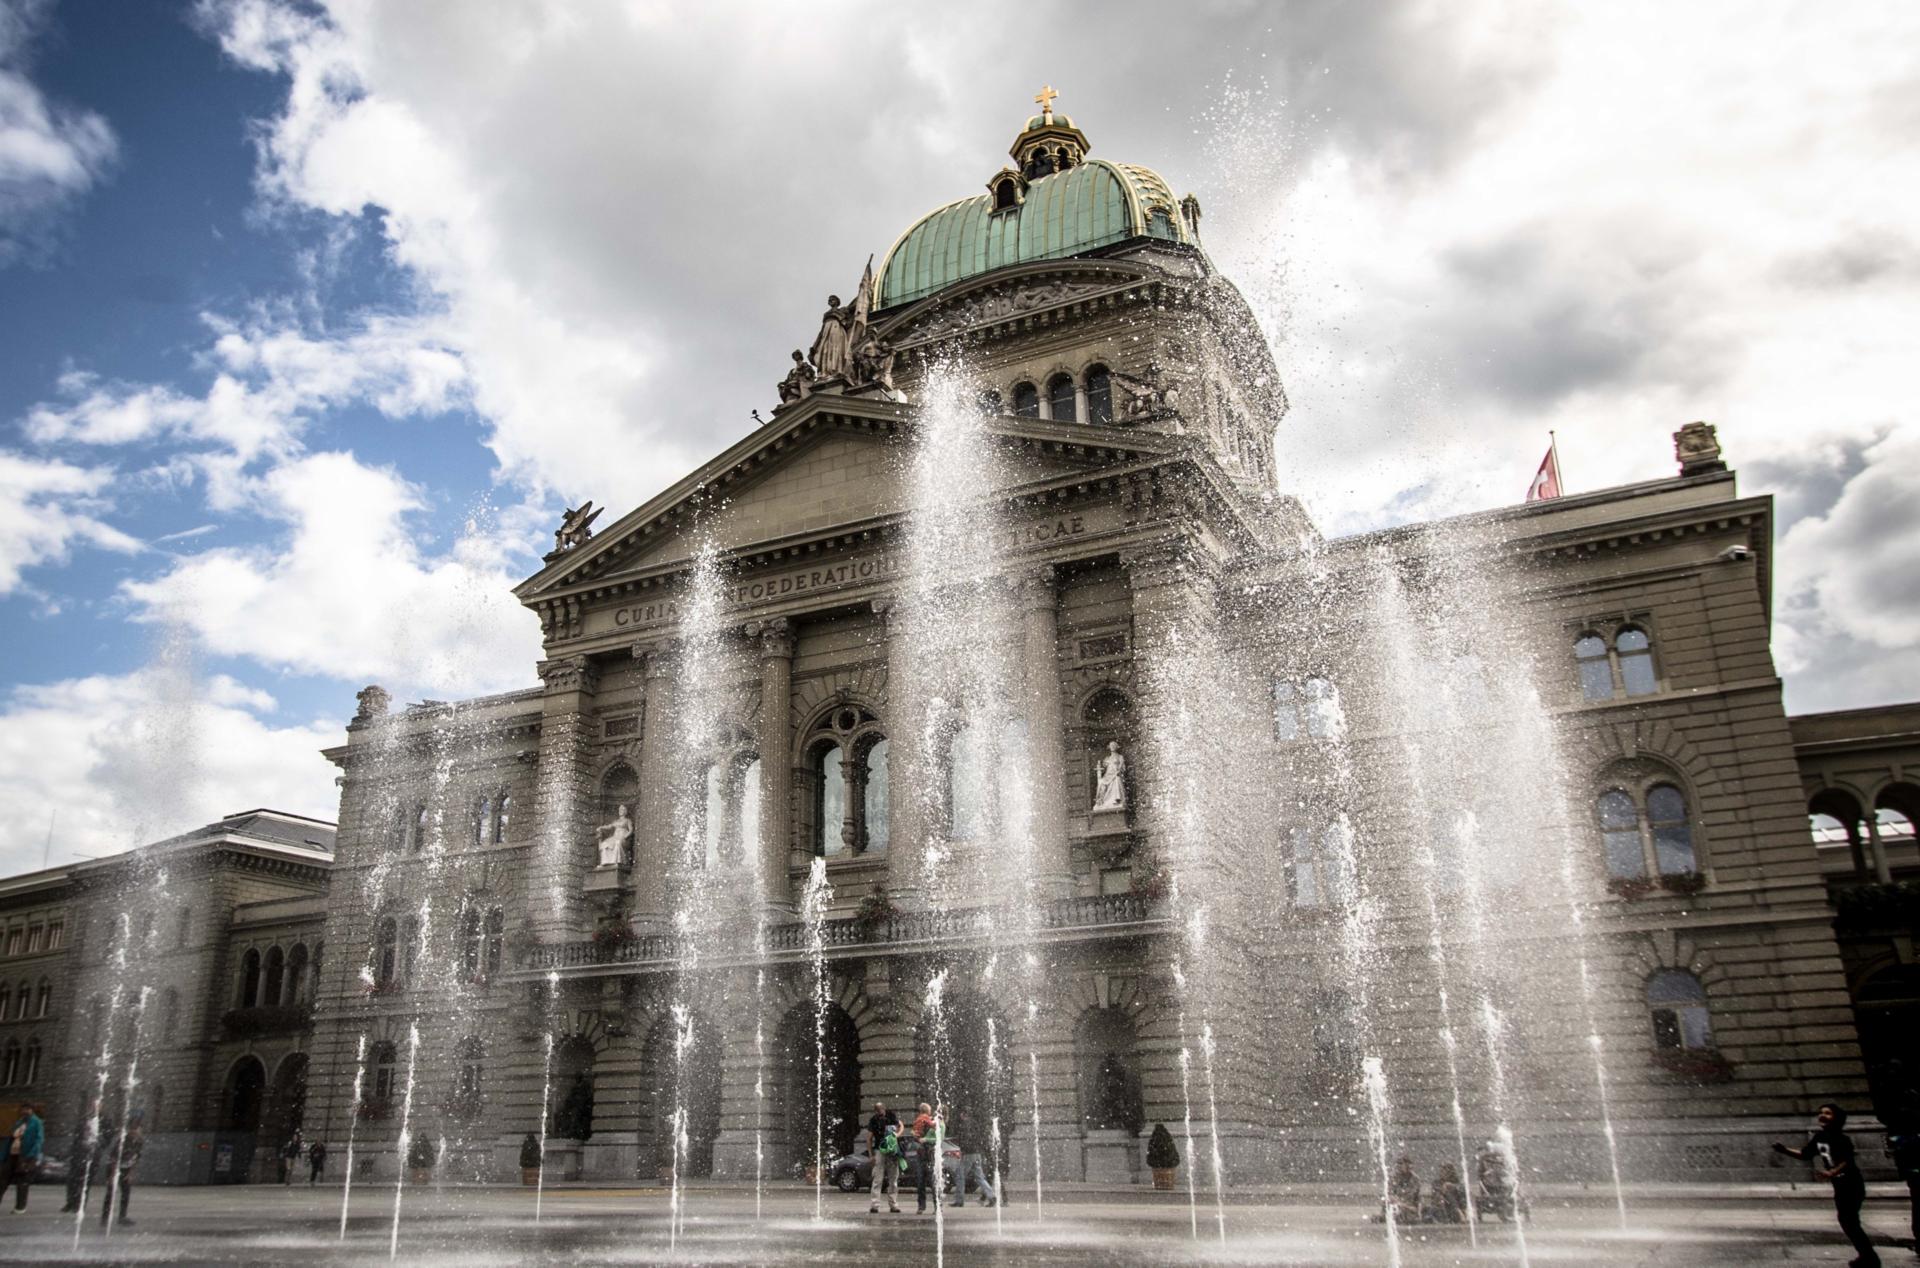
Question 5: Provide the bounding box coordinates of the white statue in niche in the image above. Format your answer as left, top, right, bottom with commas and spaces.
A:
596, 804, 633, 868
1092, 741, 1128, 812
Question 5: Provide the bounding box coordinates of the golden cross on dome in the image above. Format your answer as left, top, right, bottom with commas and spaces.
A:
1034, 84, 1059, 117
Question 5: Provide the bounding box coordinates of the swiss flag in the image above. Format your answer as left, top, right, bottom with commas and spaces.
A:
1526, 444, 1562, 502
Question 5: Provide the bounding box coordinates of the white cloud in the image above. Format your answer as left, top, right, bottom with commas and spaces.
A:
25, 311, 470, 495
0, 0, 117, 263
0, 450, 140, 594
119, 450, 542, 696
0, 658, 340, 873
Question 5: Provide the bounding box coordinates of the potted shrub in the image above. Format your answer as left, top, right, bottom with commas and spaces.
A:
519, 1131, 542, 1187
406, 1134, 438, 1185
1147, 1122, 1180, 1191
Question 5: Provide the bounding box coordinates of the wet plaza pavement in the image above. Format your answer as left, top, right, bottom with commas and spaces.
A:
2, 1183, 1913, 1265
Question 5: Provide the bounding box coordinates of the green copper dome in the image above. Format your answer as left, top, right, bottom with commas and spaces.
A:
874, 158, 1192, 309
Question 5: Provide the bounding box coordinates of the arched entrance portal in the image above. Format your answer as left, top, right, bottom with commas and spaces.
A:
1856, 963, 1920, 1125
776, 1001, 861, 1172
218, 1055, 267, 1184
551, 1036, 596, 1141
641, 1012, 723, 1179
260, 1052, 309, 1177
914, 989, 1013, 1165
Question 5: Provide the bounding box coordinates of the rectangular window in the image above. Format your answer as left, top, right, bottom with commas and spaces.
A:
46, 921, 63, 950
26, 926, 43, 954
3, 929, 20, 956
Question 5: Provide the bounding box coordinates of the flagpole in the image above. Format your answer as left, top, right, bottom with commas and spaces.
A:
1549, 429, 1562, 493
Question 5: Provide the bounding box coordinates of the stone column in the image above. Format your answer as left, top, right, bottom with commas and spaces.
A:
875, 597, 929, 908
631, 642, 678, 932
532, 655, 599, 943
1864, 808, 1893, 885
708, 966, 776, 1180
1016, 566, 1073, 898
747, 618, 796, 915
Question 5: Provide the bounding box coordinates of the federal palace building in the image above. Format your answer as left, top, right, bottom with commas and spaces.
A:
2, 102, 1915, 1187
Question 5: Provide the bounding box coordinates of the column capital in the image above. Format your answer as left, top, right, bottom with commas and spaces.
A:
743, 615, 795, 659
1121, 536, 1221, 592
536, 654, 598, 696
1011, 563, 1058, 612
631, 639, 680, 679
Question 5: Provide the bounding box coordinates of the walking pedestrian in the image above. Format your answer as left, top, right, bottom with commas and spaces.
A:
98, 1111, 142, 1228
0, 1102, 43, 1212
281, 1128, 303, 1185
865, 1101, 900, 1214
1775, 1103, 1880, 1268
308, 1139, 328, 1185
950, 1109, 997, 1208
61, 1097, 99, 1213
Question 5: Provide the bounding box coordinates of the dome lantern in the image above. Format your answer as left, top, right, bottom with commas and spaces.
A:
1008, 84, 1091, 182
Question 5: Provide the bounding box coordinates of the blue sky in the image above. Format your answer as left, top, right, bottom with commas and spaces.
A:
2, 1, 1917, 869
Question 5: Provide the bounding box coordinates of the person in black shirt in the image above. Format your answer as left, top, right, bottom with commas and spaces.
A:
1775, 1103, 1880, 1268
864, 1102, 900, 1213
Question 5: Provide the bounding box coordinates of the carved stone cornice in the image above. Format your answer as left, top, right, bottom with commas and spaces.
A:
1010, 563, 1057, 612
536, 655, 599, 696
743, 616, 795, 660
631, 638, 680, 680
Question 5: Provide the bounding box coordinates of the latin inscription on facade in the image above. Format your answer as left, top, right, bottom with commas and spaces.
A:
585, 513, 1100, 638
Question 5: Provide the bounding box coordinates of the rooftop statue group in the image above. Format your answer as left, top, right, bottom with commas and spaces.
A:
777, 257, 902, 408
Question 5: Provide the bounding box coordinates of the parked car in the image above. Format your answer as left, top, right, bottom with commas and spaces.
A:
828, 1137, 965, 1194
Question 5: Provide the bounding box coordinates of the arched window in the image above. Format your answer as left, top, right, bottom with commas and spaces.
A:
1574, 633, 1611, 701
1271, 679, 1299, 741
176, 906, 192, 948
0, 984, 11, 1022
814, 741, 847, 856
1047, 373, 1076, 422
21, 1039, 39, 1085
1647, 970, 1713, 1050
412, 803, 428, 854
1808, 811, 1852, 845
1597, 775, 1699, 881
263, 946, 285, 1006
1574, 626, 1660, 700
371, 1042, 398, 1105
11, 980, 24, 1020
993, 178, 1017, 211
391, 801, 411, 853
1616, 627, 1656, 695
401, 915, 421, 985
135, 909, 155, 949
1011, 382, 1039, 418
1085, 365, 1112, 425
1289, 822, 1354, 909
1878, 804, 1917, 840
374, 917, 398, 989
976, 387, 1003, 415
0, 1040, 17, 1085
474, 793, 492, 846
34, 978, 50, 1019
863, 739, 890, 852
1055, 146, 1073, 171
450, 1036, 484, 1121
286, 944, 309, 1006
161, 987, 179, 1043
485, 909, 505, 976
494, 791, 511, 844
239, 949, 261, 1008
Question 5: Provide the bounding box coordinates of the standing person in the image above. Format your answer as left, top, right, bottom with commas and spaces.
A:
864, 1101, 900, 1214
1775, 1103, 1881, 1268
281, 1128, 303, 1185
0, 1102, 44, 1212
950, 1109, 997, 1209
912, 1103, 942, 1215
308, 1139, 328, 1185
867, 1122, 902, 1214
99, 1111, 142, 1228
61, 1098, 99, 1213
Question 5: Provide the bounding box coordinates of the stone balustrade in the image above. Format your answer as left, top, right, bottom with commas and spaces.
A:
519, 891, 1162, 972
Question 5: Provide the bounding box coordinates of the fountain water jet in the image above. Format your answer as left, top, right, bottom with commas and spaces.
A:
387, 1021, 422, 1261
100, 984, 152, 1237
801, 857, 832, 1221
339, 1033, 368, 1240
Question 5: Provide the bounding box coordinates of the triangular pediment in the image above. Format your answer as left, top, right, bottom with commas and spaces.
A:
516, 393, 1181, 602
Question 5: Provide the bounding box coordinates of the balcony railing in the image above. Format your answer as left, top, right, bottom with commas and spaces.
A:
520, 892, 1161, 972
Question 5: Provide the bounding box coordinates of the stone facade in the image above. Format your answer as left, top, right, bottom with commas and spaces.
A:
5, 106, 1911, 1188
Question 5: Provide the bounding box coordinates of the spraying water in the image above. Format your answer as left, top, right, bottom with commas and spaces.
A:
924, 971, 949, 1268
339, 1032, 368, 1240
801, 857, 833, 1222
1362, 1057, 1402, 1268
100, 985, 152, 1237
534, 1027, 555, 1223
387, 1022, 422, 1261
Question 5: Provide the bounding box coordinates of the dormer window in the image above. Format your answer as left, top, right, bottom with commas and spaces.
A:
994, 178, 1018, 211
